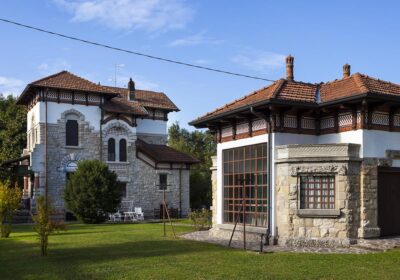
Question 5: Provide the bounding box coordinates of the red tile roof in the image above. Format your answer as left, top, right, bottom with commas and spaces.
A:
28, 71, 115, 94
136, 139, 199, 164
191, 73, 400, 125
191, 79, 318, 123
320, 73, 400, 102
18, 71, 179, 114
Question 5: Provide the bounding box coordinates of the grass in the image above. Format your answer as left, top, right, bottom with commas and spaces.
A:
0, 223, 400, 280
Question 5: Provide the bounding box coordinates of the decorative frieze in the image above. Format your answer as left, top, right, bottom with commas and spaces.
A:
236, 122, 249, 134
372, 111, 389, 126
320, 117, 334, 129
252, 119, 267, 131
290, 164, 347, 176
338, 113, 352, 127
221, 126, 233, 137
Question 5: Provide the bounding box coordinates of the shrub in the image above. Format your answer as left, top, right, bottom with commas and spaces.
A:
0, 183, 22, 238
32, 196, 66, 256
64, 159, 123, 223
188, 209, 212, 230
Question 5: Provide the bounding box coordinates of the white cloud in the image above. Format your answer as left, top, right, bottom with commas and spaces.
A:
0, 76, 24, 96
37, 59, 71, 75
168, 32, 223, 47
54, 0, 193, 32
232, 50, 286, 72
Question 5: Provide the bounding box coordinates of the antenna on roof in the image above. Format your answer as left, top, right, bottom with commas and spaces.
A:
114, 64, 125, 87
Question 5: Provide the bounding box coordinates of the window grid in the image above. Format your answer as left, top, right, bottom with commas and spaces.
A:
300, 175, 335, 209
223, 143, 268, 227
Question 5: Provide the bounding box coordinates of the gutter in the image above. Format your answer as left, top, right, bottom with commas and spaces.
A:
249, 107, 273, 245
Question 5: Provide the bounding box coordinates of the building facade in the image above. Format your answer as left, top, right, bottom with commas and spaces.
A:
16, 71, 198, 219
191, 56, 400, 247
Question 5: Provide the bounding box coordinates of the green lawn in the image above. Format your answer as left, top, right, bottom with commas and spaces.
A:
0, 223, 399, 280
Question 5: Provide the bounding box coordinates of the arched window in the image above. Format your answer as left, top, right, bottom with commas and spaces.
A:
119, 139, 127, 162
108, 138, 116, 161
66, 120, 79, 146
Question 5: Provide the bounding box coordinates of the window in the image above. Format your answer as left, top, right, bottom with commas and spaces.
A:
108, 138, 116, 161
299, 175, 335, 209
119, 182, 127, 197
223, 143, 269, 227
159, 174, 168, 190
119, 139, 127, 162
66, 120, 79, 146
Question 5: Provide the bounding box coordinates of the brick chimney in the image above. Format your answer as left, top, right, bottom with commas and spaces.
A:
286, 55, 294, 81
343, 64, 351, 78
128, 78, 135, 101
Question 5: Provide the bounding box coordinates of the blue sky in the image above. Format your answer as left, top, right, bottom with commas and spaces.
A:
1, 0, 400, 130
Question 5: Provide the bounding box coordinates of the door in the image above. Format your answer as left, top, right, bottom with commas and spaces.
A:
378, 167, 400, 236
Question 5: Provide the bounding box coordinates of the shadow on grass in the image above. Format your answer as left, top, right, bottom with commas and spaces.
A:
0, 237, 218, 280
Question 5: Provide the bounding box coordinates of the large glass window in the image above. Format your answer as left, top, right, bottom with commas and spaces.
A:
223, 143, 268, 227
66, 120, 79, 146
299, 175, 335, 209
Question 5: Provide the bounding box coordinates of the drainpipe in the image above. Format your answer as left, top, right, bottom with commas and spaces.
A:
250, 107, 272, 245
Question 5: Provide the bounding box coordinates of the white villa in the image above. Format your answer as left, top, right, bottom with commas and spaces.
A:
191, 56, 400, 247
7, 71, 198, 219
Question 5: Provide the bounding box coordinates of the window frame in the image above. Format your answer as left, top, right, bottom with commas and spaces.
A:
222, 143, 269, 228
119, 138, 127, 162
65, 119, 79, 147
298, 173, 336, 210
159, 174, 168, 190
108, 138, 116, 161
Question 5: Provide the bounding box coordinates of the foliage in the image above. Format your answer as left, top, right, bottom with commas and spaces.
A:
168, 122, 216, 209
188, 209, 212, 230
0, 95, 27, 183
0, 182, 22, 238
32, 196, 66, 256
64, 159, 123, 223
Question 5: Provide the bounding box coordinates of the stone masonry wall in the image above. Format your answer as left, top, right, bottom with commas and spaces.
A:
357, 158, 391, 238
275, 144, 362, 247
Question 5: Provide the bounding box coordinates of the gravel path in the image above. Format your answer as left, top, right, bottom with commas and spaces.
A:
181, 231, 400, 254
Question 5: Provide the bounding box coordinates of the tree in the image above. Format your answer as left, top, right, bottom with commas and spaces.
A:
168, 122, 216, 209
64, 160, 123, 223
0, 182, 22, 238
0, 95, 27, 182
32, 196, 65, 256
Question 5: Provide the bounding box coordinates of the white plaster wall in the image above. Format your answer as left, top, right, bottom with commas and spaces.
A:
47, 103, 101, 130
318, 130, 364, 156
27, 102, 42, 130
362, 130, 400, 158
136, 119, 167, 135
102, 119, 137, 135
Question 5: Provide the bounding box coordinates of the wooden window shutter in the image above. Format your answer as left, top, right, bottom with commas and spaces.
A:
119, 139, 127, 162
108, 138, 116, 161
66, 120, 79, 146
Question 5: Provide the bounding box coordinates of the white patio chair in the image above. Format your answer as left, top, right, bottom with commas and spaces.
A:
134, 207, 144, 221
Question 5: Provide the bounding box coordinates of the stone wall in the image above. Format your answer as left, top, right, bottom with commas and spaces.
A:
357, 158, 390, 238
275, 144, 362, 247
210, 156, 217, 225
29, 108, 190, 219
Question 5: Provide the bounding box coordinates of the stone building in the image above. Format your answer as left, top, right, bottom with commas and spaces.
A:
13, 71, 198, 219
191, 56, 400, 247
